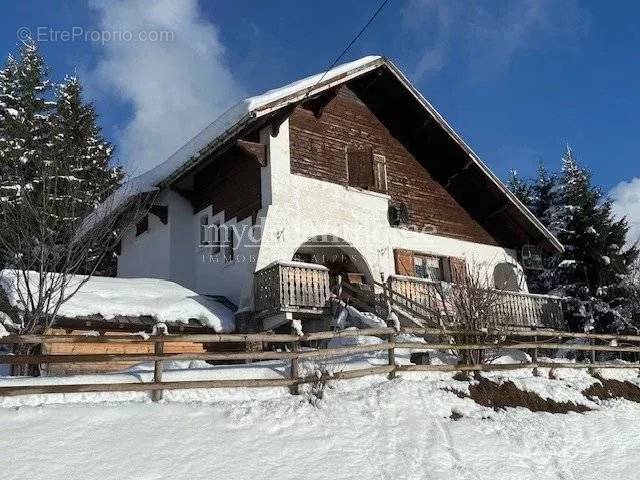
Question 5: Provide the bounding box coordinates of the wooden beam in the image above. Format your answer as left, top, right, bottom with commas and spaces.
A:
149, 205, 168, 225
303, 88, 339, 119
236, 139, 267, 167
271, 104, 297, 136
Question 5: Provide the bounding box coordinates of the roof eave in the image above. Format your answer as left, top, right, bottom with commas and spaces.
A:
381, 59, 564, 254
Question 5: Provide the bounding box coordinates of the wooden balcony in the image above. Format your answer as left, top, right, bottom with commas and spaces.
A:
254, 261, 331, 316
388, 275, 564, 329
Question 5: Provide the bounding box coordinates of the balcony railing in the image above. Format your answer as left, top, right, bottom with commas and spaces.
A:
388, 275, 564, 329
254, 261, 331, 315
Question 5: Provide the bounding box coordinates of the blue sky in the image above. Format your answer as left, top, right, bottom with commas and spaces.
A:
1, 0, 639, 237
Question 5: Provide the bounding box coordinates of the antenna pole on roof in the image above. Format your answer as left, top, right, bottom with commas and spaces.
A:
302, 0, 391, 100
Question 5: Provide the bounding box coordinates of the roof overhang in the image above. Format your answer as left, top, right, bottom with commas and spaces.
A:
108, 56, 562, 254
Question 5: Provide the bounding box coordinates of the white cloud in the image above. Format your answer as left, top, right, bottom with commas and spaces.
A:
611, 178, 640, 246
401, 0, 589, 79
89, 0, 244, 175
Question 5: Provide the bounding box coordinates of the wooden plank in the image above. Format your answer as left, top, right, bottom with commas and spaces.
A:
0, 332, 299, 344
0, 378, 297, 397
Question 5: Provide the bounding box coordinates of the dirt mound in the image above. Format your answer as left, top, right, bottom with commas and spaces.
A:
583, 375, 640, 403
467, 376, 591, 414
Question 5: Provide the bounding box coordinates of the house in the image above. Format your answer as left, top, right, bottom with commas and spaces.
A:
104, 56, 563, 333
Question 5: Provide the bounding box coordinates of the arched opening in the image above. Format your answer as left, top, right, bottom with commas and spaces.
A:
292, 234, 374, 288
493, 262, 520, 292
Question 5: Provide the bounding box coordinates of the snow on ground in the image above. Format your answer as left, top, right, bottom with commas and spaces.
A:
2, 368, 640, 480
0, 271, 235, 332
2, 337, 640, 478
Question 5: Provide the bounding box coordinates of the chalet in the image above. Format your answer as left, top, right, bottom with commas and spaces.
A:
103, 56, 563, 333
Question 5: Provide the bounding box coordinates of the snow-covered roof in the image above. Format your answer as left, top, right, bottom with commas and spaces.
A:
87, 56, 383, 228
0, 271, 235, 332
91, 54, 561, 252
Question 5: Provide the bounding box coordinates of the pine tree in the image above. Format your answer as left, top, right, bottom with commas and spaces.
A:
553, 147, 638, 295
53, 75, 123, 218
506, 170, 532, 207
529, 162, 558, 229
0, 41, 53, 204
0, 40, 124, 273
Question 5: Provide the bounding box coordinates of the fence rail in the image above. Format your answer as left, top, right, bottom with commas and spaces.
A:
1, 326, 640, 399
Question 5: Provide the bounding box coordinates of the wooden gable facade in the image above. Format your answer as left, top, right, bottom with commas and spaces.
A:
289, 86, 499, 246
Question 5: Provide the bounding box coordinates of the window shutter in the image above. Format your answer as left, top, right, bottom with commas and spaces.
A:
449, 257, 467, 284
373, 153, 387, 192
394, 249, 414, 276
347, 146, 374, 188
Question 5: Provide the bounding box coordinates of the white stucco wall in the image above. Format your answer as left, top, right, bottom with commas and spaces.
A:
254, 119, 526, 298
117, 191, 171, 280
118, 118, 527, 313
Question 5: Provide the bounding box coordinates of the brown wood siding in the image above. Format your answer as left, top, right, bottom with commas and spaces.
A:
289, 87, 498, 245
42, 328, 206, 375
193, 145, 262, 221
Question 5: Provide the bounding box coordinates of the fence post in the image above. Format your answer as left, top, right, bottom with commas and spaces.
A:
152, 333, 164, 402
388, 331, 397, 379
591, 337, 596, 364
290, 328, 300, 395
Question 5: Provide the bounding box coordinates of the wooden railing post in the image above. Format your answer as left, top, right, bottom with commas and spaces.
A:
152, 333, 164, 402
290, 329, 300, 395
532, 327, 540, 377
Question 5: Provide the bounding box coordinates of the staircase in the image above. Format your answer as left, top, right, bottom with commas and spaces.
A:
339, 281, 441, 328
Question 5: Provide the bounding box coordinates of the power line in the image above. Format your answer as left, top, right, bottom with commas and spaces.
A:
304, 0, 391, 98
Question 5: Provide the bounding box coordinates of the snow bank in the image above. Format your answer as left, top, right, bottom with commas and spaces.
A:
0, 270, 235, 332
3, 369, 640, 480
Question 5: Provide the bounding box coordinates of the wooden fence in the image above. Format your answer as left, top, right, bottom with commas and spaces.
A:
1, 326, 640, 400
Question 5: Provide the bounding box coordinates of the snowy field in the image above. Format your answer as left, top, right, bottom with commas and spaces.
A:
2, 363, 640, 480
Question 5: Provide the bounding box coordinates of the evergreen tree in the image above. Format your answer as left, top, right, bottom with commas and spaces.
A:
0, 40, 123, 273
53, 75, 123, 218
552, 147, 638, 296
506, 170, 532, 207
0, 40, 54, 204
529, 162, 558, 230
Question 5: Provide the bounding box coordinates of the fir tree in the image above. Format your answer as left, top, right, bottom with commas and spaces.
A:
53, 75, 123, 218
553, 147, 638, 295
529, 162, 558, 229
0, 40, 124, 273
0, 40, 54, 204
506, 170, 532, 207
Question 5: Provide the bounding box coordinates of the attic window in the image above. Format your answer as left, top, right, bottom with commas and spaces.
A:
199, 215, 209, 246
347, 147, 387, 193
135, 216, 148, 236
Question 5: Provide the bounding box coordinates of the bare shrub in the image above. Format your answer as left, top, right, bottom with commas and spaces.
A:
0, 170, 153, 374
434, 265, 506, 365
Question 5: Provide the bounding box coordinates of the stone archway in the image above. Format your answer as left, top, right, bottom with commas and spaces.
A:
292, 234, 374, 286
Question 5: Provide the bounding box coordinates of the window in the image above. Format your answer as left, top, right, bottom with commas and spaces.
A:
224, 226, 234, 262
373, 154, 387, 192
135, 215, 148, 236
394, 249, 463, 283
211, 221, 221, 254
414, 254, 443, 281
199, 215, 209, 246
